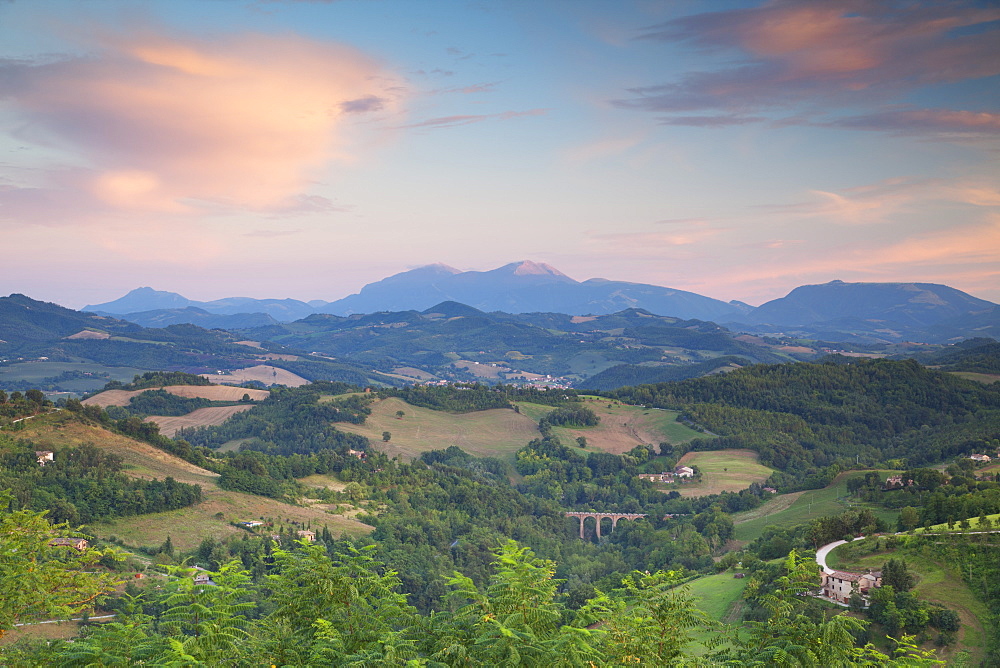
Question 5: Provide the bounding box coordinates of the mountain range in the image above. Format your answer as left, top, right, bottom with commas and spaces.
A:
83, 261, 999, 343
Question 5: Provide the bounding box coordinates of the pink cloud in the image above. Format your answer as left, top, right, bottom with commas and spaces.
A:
0, 26, 403, 218
831, 108, 1000, 137
758, 176, 1000, 225
617, 1, 1000, 133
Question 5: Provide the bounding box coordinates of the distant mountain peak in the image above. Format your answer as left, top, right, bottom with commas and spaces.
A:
423, 262, 461, 273
509, 260, 570, 278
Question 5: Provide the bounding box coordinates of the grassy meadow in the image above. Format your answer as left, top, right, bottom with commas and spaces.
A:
335, 397, 541, 461
673, 450, 773, 497
684, 571, 750, 655
516, 399, 704, 455
947, 371, 1000, 385
731, 471, 901, 543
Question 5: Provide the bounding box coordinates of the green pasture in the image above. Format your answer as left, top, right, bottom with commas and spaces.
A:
684, 571, 750, 655
674, 450, 773, 497
732, 471, 900, 543
911, 512, 1000, 533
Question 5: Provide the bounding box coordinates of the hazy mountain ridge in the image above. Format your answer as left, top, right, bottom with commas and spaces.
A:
81, 267, 999, 344
0, 295, 401, 393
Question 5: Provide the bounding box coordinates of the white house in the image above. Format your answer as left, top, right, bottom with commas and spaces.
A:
820, 570, 882, 604
638, 472, 675, 483
674, 466, 695, 478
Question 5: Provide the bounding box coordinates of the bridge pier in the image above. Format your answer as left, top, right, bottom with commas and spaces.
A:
565, 512, 647, 540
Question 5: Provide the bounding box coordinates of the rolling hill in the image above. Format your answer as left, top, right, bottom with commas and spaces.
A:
6, 411, 372, 551
0, 295, 402, 394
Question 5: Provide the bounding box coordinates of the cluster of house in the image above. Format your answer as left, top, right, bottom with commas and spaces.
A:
884, 474, 914, 489
637, 465, 695, 484
238, 520, 316, 543
819, 569, 882, 605
969, 453, 993, 463
48, 537, 89, 550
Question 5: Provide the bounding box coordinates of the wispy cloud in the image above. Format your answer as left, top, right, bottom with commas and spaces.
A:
830, 108, 1000, 137
615, 1, 1000, 135
397, 108, 547, 130
758, 176, 1000, 225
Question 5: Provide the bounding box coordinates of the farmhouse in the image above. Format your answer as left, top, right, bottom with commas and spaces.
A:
192, 567, 215, 586
674, 466, 695, 478
239, 520, 264, 528
638, 472, 675, 483
49, 537, 88, 550
762, 487, 778, 494
820, 570, 882, 604
969, 453, 992, 463
296, 529, 316, 542
35, 450, 54, 466
884, 475, 913, 489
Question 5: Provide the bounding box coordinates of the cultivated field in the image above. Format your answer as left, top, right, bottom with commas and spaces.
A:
516, 400, 704, 455
13, 413, 372, 551
334, 397, 540, 461
673, 450, 774, 497
201, 364, 310, 387
454, 360, 506, 379
147, 405, 256, 437
84, 385, 269, 407
391, 367, 437, 381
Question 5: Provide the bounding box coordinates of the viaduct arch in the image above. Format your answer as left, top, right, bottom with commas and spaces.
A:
564, 511, 647, 539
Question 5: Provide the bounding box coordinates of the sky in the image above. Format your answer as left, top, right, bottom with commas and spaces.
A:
1, 0, 998, 309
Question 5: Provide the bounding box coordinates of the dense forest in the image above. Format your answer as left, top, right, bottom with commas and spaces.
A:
609, 358, 1000, 486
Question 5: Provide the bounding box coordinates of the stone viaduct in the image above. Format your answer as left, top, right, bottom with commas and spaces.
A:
564, 511, 647, 539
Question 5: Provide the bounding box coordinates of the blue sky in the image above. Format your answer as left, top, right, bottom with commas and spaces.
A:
1, 0, 998, 308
